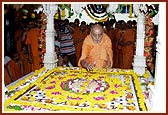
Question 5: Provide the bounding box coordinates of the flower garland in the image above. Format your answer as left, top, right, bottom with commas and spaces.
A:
38, 12, 47, 65
4, 67, 148, 112
139, 4, 158, 75
84, 4, 109, 22
144, 14, 156, 74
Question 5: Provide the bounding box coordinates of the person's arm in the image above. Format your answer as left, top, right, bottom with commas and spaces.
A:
56, 30, 61, 41
78, 36, 96, 71
27, 44, 33, 64
21, 29, 29, 44
80, 59, 88, 69
25, 30, 33, 64
5, 63, 14, 81
20, 60, 24, 76
66, 25, 74, 34
119, 40, 134, 46
118, 32, 125, 46
105, 55, 111, 68
80, 59, 96, 71
106, 37, 113, 68
119, 31, 134, 46
6, 64, 13, 80
58, 56, 64, 66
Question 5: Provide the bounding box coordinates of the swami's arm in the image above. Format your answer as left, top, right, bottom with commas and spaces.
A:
106, 37, 113, 68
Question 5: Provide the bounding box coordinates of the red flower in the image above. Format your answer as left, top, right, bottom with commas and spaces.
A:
46, 85, 55, 89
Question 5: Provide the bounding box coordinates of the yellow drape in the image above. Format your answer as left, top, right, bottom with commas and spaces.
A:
129, 4, 133, 18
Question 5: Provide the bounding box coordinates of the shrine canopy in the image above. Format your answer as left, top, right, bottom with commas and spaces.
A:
7, 3, 137, 24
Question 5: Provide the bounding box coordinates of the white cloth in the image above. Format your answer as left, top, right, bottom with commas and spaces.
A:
4, 56, 11, 65
63, 61, 73, 67
68, 62, 73, 67
55, 40, 60, 48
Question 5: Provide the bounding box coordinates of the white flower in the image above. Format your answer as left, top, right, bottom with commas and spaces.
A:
68, 85, 72, 89
73, 79, 79, 82
96, 90, 100, 93
100, 87, 104, 91
90, 90, 94, 93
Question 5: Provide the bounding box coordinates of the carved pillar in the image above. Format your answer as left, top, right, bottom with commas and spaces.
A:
132, 4, 146, 75
43, 4, 58, 69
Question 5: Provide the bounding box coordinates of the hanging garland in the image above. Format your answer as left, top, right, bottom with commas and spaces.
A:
38, 12, 47, 66
143, 4, 158, 74
139, 4, 158, 75
90, 4, 107, 14
144, 14, 155, 74
139, 4, 159, 18
84, 4, 109, 22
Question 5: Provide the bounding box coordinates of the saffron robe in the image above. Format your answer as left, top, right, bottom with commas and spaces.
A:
120, 28, 135, 69
25, 28, 41, 71
78, 33, 113, 68
4, 66, 12, 85
6, 60, 22, 81
14, 29, 23, 55
20, 52, 32, 75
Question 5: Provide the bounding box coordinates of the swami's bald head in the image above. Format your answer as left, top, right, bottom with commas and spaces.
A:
90, 24, 104, 44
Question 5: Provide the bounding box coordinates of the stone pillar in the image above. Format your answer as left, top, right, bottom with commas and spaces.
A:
43, 4, 58, 69
132, 4, 146, 75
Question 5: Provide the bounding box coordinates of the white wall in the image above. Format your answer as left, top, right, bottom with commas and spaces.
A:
150, 2, 166, 112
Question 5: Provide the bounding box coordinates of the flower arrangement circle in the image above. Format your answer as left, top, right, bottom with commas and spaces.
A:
60, 77, 110, 94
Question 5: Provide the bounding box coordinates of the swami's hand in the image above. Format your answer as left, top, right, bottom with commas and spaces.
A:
87, 61, 96, 72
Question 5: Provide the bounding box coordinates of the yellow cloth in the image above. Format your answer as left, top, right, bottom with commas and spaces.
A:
78, 33, 113, 68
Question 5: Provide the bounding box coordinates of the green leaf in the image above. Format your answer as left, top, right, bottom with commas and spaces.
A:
65, 5, 71, 11
22, 9, 28, 14
69, 12, 74, 17
63, 82, 70, 91
13, 105, 23, 110
141, 82, 147, 86
5, 90, 16, 96
79, 13, 82, 18
7, 105, 23, 110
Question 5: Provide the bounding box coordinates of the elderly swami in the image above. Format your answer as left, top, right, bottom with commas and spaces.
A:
78, 24, 113, 71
